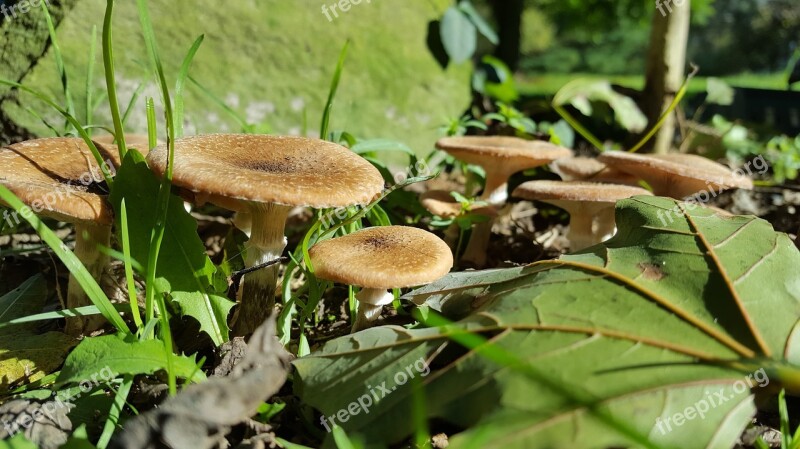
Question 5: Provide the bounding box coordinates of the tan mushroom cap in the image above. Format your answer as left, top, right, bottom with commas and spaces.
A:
309, 226, 453, 289
0, 138, 121, 225
512, 180, 652, 204
147, 134, 385, 210
598, 151, 753, 198
435, 136, 572, 169
551, 157, 640, 186
420, 190, 498, 218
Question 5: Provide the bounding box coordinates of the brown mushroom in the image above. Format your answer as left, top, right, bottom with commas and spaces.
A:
551, 157, 640, 186
146, 134, 385, 336
512, 180, 652, 250
598, 151, 753, 199
0, 137, 122, 335
308, 226, 453, 331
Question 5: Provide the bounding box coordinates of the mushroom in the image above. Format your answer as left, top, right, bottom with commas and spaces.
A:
0, 137, 122, 335
146, 134, 384, 336
597, 151, 753, 199
308, 226, 452, 332
435, 136, 572, 266
419, 190, 497, 248
512, 180, 652, 250
92, 134, 155, 154
551, 157, 640, 186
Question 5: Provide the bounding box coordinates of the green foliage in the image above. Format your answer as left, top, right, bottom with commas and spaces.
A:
108, 151, 233, 345
295, 196, 800, 447
56, 333, 205, 385
436, 1, 498, 65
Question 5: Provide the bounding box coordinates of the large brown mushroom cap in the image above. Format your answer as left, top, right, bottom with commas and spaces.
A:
309, 226, 453, 289
598, 151, 753, 198
435, 136, 572, 170
419, 190, 497, 219
147, 134, 385, 209
0, 138, 120, 225
512, 180, 652, 204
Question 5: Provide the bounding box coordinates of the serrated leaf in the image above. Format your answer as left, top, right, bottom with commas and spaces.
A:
0, 332, 76, 392
440, 7, 477, 64
294, 196, 800, 448
109, 150, 233, 345
56, 333, 205, 385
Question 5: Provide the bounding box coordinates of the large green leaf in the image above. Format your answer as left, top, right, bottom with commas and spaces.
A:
294, 196, 800, 448
56, 333, 205, 385
439, 6, 477, 64
108, 150, 233, 345
553, 79, 647, 133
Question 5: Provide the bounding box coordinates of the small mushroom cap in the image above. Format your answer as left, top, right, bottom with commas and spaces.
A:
435, 136, 572, 171
308, 226, 453, 289
419, 190, 497, 218
147, 134, 385, 210
551, 157, 640, 186
598, 151, 753, 197
0, 138, 120, 225
512, 180, 652, 204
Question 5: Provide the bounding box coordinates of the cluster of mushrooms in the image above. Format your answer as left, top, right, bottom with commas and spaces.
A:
0, 134, 453, 337
423, 135, 754, 266
0, 132, 753, 337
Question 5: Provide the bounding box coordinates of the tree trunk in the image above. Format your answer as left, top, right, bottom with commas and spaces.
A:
0, 0, 78, 145
489, 0, 523, 72
641, 0, 691, 154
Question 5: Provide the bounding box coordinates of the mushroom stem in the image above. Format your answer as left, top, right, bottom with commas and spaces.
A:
562, 205, 617, 251
460, 221, 492, 267
564, 210, 596, 251
232, 202, 291, 336
65, 223, 111, 336
352, 288, 394, 333
481, 168, 512, 206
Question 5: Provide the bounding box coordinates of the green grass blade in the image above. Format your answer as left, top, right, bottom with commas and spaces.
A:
136, 0, 176, 342
146, 97, 157, 149
96, 375, 132, 449
0, 80, 114, 186
553, 104, 605, 151
121, 82, 146, 128
120, 199, 142, 329
0, 185, 128, 333
175, 35, 205, 138
40, 0, 76, 132
102, 0, 128, 159
0, 304, 131, 330
86, 25, 98, 136
320, 41, 350, 140
628, 66, 698, 153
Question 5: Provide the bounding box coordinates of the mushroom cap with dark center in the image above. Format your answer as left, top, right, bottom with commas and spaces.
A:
512, 180, 652, 206
146, 134, 385, 209
435, 136, 572, 171
598, 151, 753, 197
551, 157, 640, 186
308, 226, 453, 289
420, 190, 497, 218
0, 138, 121, 225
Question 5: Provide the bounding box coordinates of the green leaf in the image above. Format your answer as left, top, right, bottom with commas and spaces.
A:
0, 332, 76, 392
0, 275, 48, 336
553, 79, 647, 133
0, 434, 38, 449
57, 333, 205, 385
457, 1, 498, 45
440, 7, 477, 64
109, 151, 233, 345
295, 196, 800, 448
